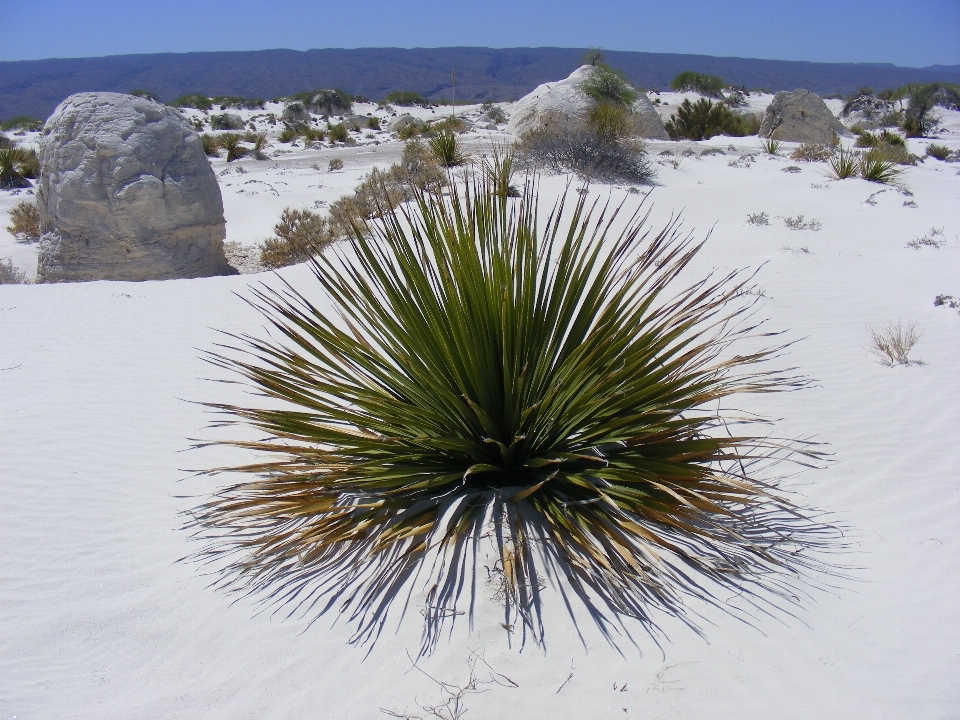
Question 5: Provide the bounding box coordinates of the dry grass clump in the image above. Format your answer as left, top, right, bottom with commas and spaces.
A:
200, 134, 221, 157
906, 227, 944, 249
784, 215, 822, 231
791, 143, 834, 162
746, 211, 770, 225
189, 173, 839, 651
867, 321, 922, 366
259, 208, 331, 269
6, 200, 41, 242
218, 133, 248, 162
328, 157, 344, 171
924, 144, 951, 161
516, 127, 655, 185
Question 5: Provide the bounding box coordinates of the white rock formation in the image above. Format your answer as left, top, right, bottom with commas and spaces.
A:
505, 65, 669, 140
759, 89, 851, 143
36, 92, 234, 283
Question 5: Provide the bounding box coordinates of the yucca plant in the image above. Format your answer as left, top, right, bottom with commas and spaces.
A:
760, 136, 782, 155
0, 148, 37, 189
859, 150, 904, 184
482, 143, 520, 198
277, 125, 301, 143
219, 133, 248, 162
428, 128, 466, 167
250, 132, 269, 160
829, 145, 858, 179
191, 174, 835, 651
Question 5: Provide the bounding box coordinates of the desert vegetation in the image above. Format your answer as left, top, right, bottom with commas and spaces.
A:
791, 143, 835, 162
191, 172, 835, 650
670, 71, 725, 98
517, 127, 655, 185
1, 116, 43, 132
924, 144, 951, 161
293, 88, 352, 115
868, 322, 922, 366
6, 200, 41, 242
382, 91, 430, 107
259, 208, 331, 269
428, 128, 466, 167
0, 147, 39, 189
171, 94, 213, 111
665, 99, 759, 140
0, 258, 28, 284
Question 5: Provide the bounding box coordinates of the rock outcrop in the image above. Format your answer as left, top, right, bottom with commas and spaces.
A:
36, 92, 234, 283
759, 89, 850, 143
505, 65, 669, 140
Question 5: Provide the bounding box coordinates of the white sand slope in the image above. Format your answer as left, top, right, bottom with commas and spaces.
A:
1, 97, 959, 719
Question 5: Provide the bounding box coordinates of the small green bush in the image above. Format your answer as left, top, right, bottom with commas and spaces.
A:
259, 208, 331, 269
294, 88, 353, 115
171, 94, 213, 111
760, 137, 782, 155
210, 113, 244, 131
365, 116, 381, 130
580, 66, 638, 107
277, 125, 301, 143
301, 126, 326, 144
382, 91, 430, 107
6, 200, 41, 242
328, 123, 349, 144
485, 105, 507, 124
0, 116, 43, 132
248, 132, 269, 160
218, 133, 248, 162
925, 143, 951, 161
665, 99, 750, 140
670, 71, 725, 98
129, 89, 160, 101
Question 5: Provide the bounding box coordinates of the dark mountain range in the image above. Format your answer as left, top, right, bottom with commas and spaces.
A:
3, 47, 958, 122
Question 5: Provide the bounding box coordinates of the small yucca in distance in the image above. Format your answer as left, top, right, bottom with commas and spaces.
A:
191, 173, 836, 651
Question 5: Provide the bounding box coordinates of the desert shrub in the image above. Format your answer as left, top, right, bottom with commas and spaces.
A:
791, 143, 834, 162
760, 137, 782, 155
213, 96, 265, 110
588, 102, 632, 142
301, 126, 326, 144
580, 65, 638, 107
383, 90, 430, 107
190, 174, 836, 650
0, 148, 38, 188
747, 211, 770, 225
428, 128, 466, 167
130, 89, 160, 101
516, 126, 655, 185
664, 98, 748, 140
859, 150, 904, 184
6, 200, 41, 242
868, 321, 921, 366
294, 88, 353, 115
200, 134, 221, 156
396, 122, 425, 140
328, 158, 344, 171
1, 116, 43, 132
277, 125, 301, 143
901, 85, 940, 137
328, 123, 349, 143
210, 113, 243, 131
485, 105, 507, 124
259, 207, 331, 269
171, 94, 212, 111
670, 71, 725, 98
327, 168, 409, 236
218, 133, 248, 162
365, 116, 381, 130
906, 227, 944, 249
400, 139, 446, 192
925, 144, 951, 161
870, 144, 916, 165
829, 146, 858, 179
248, 132, 269, 160
0, 133, 11, 149
0, 258, 28, 285
784, 215, 822, 231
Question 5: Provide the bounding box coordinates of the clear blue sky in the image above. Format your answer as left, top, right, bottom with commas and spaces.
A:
4, 0, 958, 67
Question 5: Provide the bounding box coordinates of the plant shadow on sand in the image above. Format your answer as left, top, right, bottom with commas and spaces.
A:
185, 168, 849, 658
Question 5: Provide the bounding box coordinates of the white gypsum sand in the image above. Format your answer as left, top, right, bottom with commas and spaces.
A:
1, 95, 959, 719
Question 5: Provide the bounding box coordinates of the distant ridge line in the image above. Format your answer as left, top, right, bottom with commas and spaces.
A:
3, 47, 959, 121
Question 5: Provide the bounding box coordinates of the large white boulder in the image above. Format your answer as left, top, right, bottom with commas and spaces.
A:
759, 89, 851, 143
36, 92, 234, 283
506, 65, 669, 140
